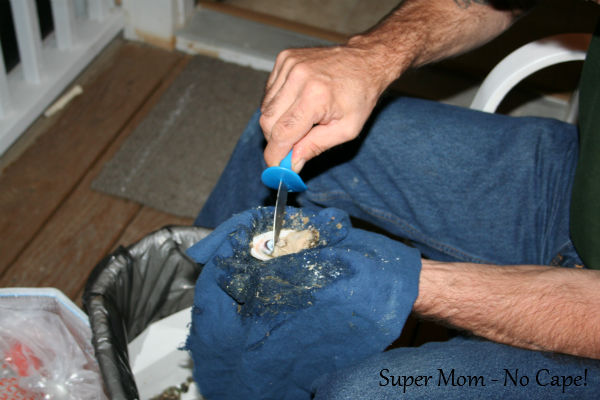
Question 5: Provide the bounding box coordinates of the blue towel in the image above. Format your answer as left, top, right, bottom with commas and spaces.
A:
186, 207, 421, 400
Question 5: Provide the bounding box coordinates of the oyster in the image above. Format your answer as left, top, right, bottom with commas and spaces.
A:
250, 229, 318, 261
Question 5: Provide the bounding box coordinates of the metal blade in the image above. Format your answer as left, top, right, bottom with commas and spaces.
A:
272, 179, 288, 248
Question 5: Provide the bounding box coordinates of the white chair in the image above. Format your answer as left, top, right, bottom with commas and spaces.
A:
470, 33, 590, 123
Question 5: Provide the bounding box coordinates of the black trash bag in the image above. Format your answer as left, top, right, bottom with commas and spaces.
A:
83, 226, 212, 400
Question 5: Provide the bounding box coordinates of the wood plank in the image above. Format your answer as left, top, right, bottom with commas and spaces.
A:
113, 206, 195, 249
0, 41, 181, 275
0, 53, 191, 299
0, 39, 124, 174
0, 48, 190, 299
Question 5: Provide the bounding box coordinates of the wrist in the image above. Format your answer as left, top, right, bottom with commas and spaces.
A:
412, 259, 443, 316
413, 259, 470, 321
344, 33, 414, 95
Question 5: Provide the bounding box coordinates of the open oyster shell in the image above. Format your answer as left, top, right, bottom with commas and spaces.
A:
250, 229, 318, 261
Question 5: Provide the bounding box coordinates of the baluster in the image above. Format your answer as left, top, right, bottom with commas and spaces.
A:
0, 41, 11, 118
88, 0, 109, 21
73, 0, 87, 18
9, 0, 44, 84
51, 0, 77, 50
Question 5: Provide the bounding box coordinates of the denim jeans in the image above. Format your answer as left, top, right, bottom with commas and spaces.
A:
312, 336, 600, 399
196, 96, 582, 268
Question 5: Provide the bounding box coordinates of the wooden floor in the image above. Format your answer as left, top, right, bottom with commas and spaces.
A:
0, 38, 195, 306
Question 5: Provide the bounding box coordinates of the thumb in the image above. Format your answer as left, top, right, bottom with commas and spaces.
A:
292, 121, 360, 172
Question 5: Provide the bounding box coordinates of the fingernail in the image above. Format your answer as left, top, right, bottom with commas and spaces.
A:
292, 158, 306, 173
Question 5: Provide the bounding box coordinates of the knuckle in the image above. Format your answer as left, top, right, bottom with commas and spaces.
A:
263, 149, 279, 167
306, 140, 326, 157
259, 113, 269, 127
277, 49, 291, 61
264, 76, 275, 92
285, 107, 307, 129
281, 114, 301, 130
259, 114, 273, 138
339, 133, 354, 144
260, 101, 273, 118
288, 62, 310, 80
271, 121, 291, 141
304, 80, 328, 98
339, 128, 356, 142
270, 123, 297, 144
273, 50, 289, 68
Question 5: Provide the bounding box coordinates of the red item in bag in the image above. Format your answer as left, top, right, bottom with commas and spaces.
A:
0, 343, 41, 400
5, 344, 42, 377
0, 376, 35, 400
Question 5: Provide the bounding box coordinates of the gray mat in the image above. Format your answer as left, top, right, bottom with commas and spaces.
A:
92, 55, 269, 218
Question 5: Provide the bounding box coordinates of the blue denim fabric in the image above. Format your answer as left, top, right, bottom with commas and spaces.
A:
195, 96, 581, 267
186, 207, 421, 400
313, 336, 600, 399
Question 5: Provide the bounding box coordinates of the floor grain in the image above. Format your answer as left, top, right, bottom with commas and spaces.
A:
0, 39, 191, 301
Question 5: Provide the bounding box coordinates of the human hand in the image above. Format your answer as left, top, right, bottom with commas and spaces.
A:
260, 44, 394, 171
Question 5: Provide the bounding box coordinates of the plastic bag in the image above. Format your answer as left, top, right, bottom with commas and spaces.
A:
0, 309, 106, 399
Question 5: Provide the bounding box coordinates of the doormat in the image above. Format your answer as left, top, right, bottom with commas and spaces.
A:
92, 55, 269, 218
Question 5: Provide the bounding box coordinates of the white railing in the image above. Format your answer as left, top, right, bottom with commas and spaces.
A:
0, 0, 124, 156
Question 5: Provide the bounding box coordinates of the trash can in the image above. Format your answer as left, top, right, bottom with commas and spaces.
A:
83, 225, 212, 400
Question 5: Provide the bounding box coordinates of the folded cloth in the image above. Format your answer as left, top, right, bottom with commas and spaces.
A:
186, 207, 421, 400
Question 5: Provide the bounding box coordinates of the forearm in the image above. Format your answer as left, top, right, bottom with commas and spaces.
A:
414, 260, 600, 359
347, 0, 519, 90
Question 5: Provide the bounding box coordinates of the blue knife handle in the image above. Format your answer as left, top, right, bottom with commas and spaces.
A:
261, 150, 307, 192
280, 151, 293, 170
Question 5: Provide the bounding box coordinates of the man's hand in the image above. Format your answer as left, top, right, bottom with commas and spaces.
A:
260, 45, 393, 171
259, 0, 519, 170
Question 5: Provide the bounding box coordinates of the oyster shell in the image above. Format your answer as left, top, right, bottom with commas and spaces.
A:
250, 229, 318, 261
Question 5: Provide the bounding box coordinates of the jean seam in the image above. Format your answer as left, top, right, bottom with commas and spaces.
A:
552, 238, 585, 268
307, 190, 490, 264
